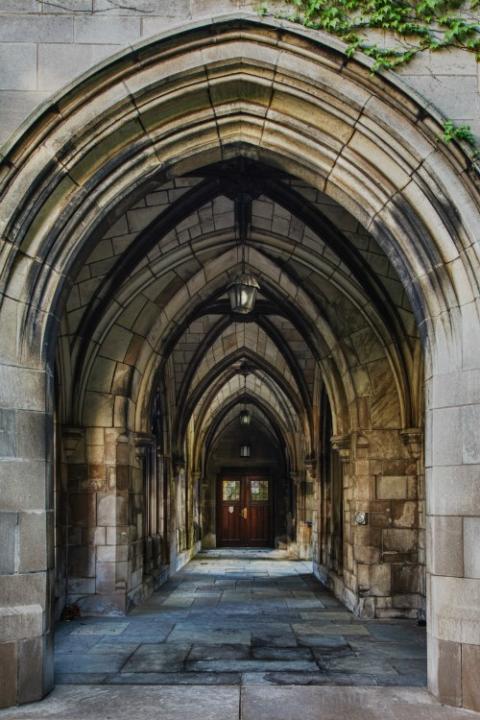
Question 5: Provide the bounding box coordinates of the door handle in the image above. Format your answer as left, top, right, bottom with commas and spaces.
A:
241, 507, 247, 520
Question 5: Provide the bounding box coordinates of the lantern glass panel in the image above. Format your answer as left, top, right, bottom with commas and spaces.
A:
228, 273, 259, 314
239, 410, 251, 425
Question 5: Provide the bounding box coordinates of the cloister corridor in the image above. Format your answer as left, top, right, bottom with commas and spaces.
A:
1, 9, 480, 720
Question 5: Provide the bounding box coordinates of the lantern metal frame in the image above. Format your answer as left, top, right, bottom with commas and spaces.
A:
228, 272, 260, 315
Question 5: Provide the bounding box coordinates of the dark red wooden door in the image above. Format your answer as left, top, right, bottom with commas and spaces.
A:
217, 474, 272, 547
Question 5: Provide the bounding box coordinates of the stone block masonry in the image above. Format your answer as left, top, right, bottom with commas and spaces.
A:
0, 1, 479, 146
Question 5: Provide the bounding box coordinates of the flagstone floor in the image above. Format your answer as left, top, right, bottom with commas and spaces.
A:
53, 548, 428, 688
2, 550, 478, 720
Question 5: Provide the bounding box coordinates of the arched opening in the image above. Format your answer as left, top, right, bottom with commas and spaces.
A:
0, 16, 479, 714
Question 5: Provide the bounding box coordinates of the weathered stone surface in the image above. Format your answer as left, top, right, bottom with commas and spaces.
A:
427, 635, 462, 707
0, 460, 47, 511
18, 635, 44, 704
376, 476, 407, 500
0, 410, 16, 457
0, 513, 17, 574
19, 511, 48, 572
462, 642, 480, 712
428, 516, 464, 578
0, 604, 42, 642
463, 518, 480, 578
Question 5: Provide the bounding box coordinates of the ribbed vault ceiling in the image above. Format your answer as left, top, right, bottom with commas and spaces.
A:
57, 157, 421, 470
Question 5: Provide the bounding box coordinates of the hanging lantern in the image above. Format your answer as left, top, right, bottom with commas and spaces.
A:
228, 273, 260, 315
239, 409, 251, 426
240, 445, 251, 457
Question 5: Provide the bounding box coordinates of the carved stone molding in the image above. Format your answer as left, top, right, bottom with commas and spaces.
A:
401, 428, 423, 459
133, 432, 155, 461
331, 433, 351, 463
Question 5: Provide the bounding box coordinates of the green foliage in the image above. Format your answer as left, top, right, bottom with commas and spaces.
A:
261, 0, 480, 71
441, 120, 477, 148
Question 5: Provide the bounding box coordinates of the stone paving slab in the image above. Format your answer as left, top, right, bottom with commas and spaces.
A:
241, 686, 479, 720
123, 643, 190, 672
0, 686, 240, 720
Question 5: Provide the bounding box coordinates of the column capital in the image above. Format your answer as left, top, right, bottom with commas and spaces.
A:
331, 433, 351, 462
62, 426, 84, 458
401, 427, 423, 459
172, 453, 185, 474
133, 432, 155, 460
304, 454, 316, 478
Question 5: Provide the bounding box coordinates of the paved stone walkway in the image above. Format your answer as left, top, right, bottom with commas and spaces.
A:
53, 549, 428, 688
1, 551, 477, 720
1, 685, 478, 720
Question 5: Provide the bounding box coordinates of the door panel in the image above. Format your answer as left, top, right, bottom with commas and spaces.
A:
245, 477, 271, 546
218, 478, 242, 546
217, 473, 272, 547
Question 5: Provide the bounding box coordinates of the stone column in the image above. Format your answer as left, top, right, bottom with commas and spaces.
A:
0, 363, 54, 707
426, 332, 480, 711
133, 432, 157, 596
156, 450, 169, 565
191, 470, 202, 547
171, 457, 186, 570
329, 434, 354, 606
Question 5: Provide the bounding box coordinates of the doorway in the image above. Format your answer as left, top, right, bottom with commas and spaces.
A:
217, 472, 273, 547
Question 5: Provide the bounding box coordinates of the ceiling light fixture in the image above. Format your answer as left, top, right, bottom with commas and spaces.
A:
228, 193, 260, 314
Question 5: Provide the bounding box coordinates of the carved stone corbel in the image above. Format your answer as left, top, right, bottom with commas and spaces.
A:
331, 433, 351, 463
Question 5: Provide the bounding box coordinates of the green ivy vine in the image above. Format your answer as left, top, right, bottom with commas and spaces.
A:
440, 120, 479, 156
259, 0, 480, 71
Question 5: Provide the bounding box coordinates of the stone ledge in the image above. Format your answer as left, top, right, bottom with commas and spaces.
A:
0, 604, 42, 642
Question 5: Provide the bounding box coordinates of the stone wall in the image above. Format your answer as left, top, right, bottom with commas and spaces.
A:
0, 1, 479, 150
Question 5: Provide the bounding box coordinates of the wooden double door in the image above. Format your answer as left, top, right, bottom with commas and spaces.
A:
217, 472, 272, 547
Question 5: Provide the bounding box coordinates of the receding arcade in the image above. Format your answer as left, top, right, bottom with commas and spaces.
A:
0, 17, 479, 714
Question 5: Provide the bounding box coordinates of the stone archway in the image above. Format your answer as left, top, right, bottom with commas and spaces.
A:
0, 16, 479, 712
